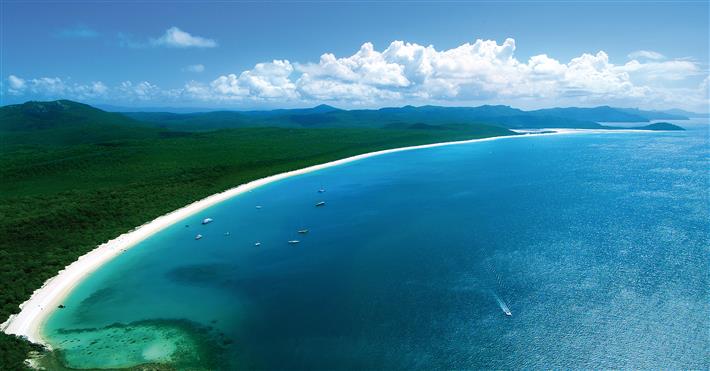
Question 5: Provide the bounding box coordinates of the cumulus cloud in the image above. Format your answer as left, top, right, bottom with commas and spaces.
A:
198, 60, 298, 100
628, 50, 665, 60
184, 64, 205, 73
6, 38, 708, 111
8, 75, 26, 93
151, 27, 217, 48
5, 75, 107, 99
620, 59, 700, 81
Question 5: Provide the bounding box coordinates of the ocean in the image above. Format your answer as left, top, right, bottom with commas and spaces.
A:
43, 120, 709, 369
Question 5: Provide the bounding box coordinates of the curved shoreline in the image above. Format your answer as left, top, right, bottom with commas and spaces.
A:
0, 128, 651, 347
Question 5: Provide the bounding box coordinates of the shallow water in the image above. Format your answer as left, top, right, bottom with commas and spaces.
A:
44, 121, 709, 369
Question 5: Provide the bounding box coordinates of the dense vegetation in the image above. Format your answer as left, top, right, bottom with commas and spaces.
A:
121, 103, 690, 131
632, 122, 687, 131
0, 100, 515, 369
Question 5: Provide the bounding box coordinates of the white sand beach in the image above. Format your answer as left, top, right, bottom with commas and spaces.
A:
0, 128, 654, 347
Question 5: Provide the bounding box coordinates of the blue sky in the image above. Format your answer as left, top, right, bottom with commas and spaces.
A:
1, 1, 708, 111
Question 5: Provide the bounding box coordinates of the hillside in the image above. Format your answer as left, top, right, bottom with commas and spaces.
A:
123, 104, 605, 130
629, 122, 686, 131
614, 108, 688, 121
121, 103, 691, 131
0, 100, 161, 147
531, 106, 689, 122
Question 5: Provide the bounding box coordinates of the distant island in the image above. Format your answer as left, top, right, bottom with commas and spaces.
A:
0, 99, 687, 368
626, 122, 687, 131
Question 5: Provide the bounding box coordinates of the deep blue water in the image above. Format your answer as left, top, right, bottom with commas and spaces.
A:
44, 121, 709, 369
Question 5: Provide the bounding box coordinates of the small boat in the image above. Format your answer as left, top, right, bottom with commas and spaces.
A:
288, 240, 300, 244
318, 188, 325, 193
195, 234, 203, 240
315, 201, 326, 207
255, 205, 262, 209
202, 218, 213, 225
298, 229, 309, 234
504, 309, 512, 317
254, 242, 261, 247
224, 232, 231, 236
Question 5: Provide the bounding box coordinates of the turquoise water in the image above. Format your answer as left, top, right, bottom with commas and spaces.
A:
44, 122, 709, 369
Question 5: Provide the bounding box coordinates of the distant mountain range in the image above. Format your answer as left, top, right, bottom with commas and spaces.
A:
120, 103, 694, 131
1, 100, 687, 144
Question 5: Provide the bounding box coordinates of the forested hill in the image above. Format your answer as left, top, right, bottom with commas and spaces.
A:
121, 104, 603, 130
120, 103, 689, 131
0, 100, 160, 147
2, 100, 689, 134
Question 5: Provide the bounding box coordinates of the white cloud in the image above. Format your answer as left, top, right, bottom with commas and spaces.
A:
184, 64, 205, 73
151, 27, 217, 48
628, 50, 665, 60
5, 75, 107, 99
299, 42, 410, 88
620, 59, 700, 81
6, 38, 708, 111
199, 60, 298, 101
119, 81, 162, 100
8, 75, 25, 93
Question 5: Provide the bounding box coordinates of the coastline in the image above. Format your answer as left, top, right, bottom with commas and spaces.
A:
0, 128, 656, 347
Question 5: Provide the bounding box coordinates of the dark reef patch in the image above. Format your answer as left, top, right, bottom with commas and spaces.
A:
165, 263, 239, 289
42, 318, 232, 370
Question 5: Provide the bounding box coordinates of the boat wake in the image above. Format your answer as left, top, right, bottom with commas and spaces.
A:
492, 291, 512, 316
484, 259, 512, 317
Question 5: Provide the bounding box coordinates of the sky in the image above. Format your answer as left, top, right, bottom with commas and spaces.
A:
1, 0, 708, 111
